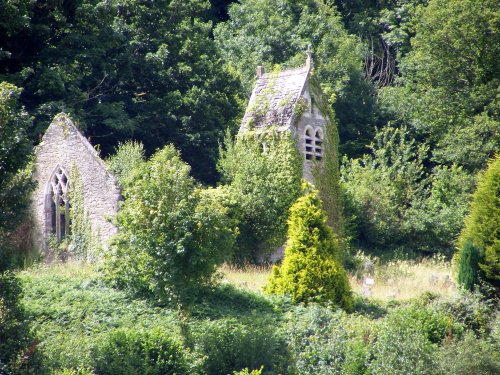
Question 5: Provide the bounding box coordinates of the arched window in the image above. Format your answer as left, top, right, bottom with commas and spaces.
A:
314, 128, 323, 160
48, 167, 70, 241
304, 126, 314, 160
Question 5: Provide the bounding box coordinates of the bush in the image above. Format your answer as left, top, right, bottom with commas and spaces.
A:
0, 271, 34, 373
104, 145, 236, 308
191, 318, 287, 375
265, 188, 352, 310
457, 154, 500, 292
93, 328, 197, 375
285, 305, 348, 375
105, 141, 145, 187
218, 130, 302, 261
370, 310, 436, 375
457, 240, 484, 291
436, 331, 500, 374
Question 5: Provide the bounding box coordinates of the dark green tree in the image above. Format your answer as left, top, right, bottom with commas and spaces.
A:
215, 0, 379, 158
457, 154, 500, 292
1, 0, 244, 183
457, 240, 484, 291
382, 0, 499, 172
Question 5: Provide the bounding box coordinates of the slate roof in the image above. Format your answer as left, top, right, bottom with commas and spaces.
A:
241, 64, 311, 132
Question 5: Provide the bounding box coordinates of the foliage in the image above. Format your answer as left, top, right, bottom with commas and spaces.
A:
215, 0, 379, 159
232, 367, 263, 375
342, 125, 474, 254
105, 145, 236, 308
93, 328, 198, 375
0, 0, 244, 183
457, 154, 500, 291
266, 188, 352, 309
191, 318, 287, 375
105, 141, 145, 188
381, 0, 499, 172
370, 309, 436, 375
457, 240, 484, 291
218, 130, 302, 261
436, 331, 500, 375
0, 82, 33, 234
285, 305, 348, 374
0, 271, 33, 373
69, 165, 99, 260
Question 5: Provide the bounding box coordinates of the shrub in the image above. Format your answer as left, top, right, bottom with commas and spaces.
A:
457, 154, 500, 292
0, 271, 34, 373
436, 331, 500, 374
457, 240, 484, 291
104, 145, 236, 308
93, 328, 197, 375
218, 130, 302, 261
191, 318, 287, 375
105, 141, 145, 187
285, 305, 348, 375
265, 188, 352, 309
370, 310, 436, 375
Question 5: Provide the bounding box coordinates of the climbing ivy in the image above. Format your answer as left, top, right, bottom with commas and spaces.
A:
69, 164, 99, 260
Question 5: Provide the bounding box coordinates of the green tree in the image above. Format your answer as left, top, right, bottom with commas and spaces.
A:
341, 126, 475, 254
218, 130, 302, 261
215, 0, 379, 158
265, 188, 352, 309
1, 0, 244, 183
382, 0, 499, 172
457, 155, 500, 292
457, 240, 484, 292
105, 145, 236, 308
0, 82, 33, 235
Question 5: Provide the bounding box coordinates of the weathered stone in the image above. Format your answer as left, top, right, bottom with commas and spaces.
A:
240, 54, 330, 183
31, 113, 120, 254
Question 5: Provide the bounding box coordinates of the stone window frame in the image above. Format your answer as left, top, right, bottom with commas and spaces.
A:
45, 165, 70, 242
304, 126, 323, 160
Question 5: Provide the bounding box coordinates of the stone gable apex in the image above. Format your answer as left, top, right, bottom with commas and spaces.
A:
32, 113, 120, 255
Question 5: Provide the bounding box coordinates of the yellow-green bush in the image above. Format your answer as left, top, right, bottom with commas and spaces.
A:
457, 154, 500, 291
265, 188, 352, 310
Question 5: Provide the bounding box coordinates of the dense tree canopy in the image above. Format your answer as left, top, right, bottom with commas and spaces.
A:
215, 0, 380, 158
0, 0, 244, 183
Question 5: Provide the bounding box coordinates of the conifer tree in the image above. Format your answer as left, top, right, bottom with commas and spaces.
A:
457, 155, 500, 292
457, 240, 484, 291
265, 187, 352, 310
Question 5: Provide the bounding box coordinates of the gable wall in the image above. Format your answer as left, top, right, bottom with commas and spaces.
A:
32, 114, 120, 253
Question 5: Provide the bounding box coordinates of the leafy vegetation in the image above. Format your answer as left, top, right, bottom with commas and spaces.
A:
457, 155, 500, 292
266, 188, 352, 309
104, 145, 236, 309
218, 130, 302, 261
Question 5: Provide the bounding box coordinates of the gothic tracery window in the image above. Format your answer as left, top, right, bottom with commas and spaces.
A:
48, 167, 70, 241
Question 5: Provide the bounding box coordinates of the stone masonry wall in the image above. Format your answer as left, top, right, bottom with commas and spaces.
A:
32, 114, 120, 253
291, 82, 328, 183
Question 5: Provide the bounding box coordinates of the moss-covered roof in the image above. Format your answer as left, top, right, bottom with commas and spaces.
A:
241, 64, 310, 132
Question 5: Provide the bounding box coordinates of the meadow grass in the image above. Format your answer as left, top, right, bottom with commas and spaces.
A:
220, 255, 458, 301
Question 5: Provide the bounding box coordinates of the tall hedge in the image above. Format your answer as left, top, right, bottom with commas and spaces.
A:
265, 187, 352, 310
457, 154, 499, 291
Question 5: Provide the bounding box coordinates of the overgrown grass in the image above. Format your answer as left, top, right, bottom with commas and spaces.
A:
17, 258, 498, 374
220, 255, 458, 301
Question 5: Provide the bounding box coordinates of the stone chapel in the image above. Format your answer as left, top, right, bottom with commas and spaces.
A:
240, 50, 331, 182
32, 113, 120, 253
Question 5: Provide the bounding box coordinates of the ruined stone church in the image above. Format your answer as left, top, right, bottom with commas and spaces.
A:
32, 53, 333, 253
